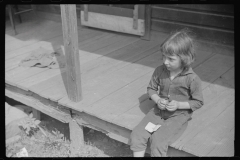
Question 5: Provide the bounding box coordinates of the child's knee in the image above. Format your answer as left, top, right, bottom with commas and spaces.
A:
130, 129, 140, 145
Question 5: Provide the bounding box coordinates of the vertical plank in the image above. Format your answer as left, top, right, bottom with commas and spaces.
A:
133, 5, 138, 30
142, 4, 151, 40
83, 5, 88, 21
69, 120, 84, 157
32, 108, 41, 120
60, 4, 82, 102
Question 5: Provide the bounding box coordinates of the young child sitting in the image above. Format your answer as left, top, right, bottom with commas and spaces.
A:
130, 29, 204, 157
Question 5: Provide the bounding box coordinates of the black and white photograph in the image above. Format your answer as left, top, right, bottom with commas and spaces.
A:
5, 4, 234, 157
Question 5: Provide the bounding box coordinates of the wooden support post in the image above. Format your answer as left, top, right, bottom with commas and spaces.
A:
133, 5, 138, 30
141, 4, 151, 40
60, 5, 82, 102
32, 108, 41, 120
8, 5, 17, 35
83, 5, 88, 21
69, 120, 84, 157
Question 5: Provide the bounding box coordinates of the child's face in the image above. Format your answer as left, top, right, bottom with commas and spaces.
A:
162, 53, 182, 72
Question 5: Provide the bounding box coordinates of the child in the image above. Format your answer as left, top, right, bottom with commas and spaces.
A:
130, 29, 204, 157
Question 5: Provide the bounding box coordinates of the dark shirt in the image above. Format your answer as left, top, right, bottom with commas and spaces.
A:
147, 65, 204, 119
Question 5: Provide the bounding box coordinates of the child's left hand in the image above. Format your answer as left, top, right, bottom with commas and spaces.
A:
165, 100, 179, 112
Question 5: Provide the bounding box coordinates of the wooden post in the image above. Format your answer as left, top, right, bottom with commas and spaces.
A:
60, 5, 82, 102
133, 5, 138, 30
69, 120, 84, 157
32, 108, 41, 120
141, 4, 151, 40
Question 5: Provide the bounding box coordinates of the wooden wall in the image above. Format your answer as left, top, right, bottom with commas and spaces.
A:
22, 4, 234, 45
151, 4, 234, 46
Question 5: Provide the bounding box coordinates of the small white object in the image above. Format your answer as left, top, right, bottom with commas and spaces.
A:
16, 147, 28, 157
145, 122, 161, 133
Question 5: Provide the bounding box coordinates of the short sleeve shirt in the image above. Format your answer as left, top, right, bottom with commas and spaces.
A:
147, 65, 204, 118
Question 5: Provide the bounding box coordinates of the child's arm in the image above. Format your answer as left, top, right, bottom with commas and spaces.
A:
147, 66, 168, 109
166, 75, 204, 112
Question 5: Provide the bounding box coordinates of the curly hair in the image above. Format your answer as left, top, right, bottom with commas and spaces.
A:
160, 28, 196, 69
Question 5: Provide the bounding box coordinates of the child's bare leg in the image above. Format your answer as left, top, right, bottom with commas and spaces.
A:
133, 150, 145, 157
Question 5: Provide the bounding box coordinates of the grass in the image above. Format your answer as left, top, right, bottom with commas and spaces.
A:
6, 124, 108, 157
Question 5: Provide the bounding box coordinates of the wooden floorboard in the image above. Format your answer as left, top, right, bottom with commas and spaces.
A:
5, 27, 103, 60
5, 19, 47, 42
57, 40, 160, 108
183, 102, 234, 156
32, 40, 159, 104
207, 127, 234, 157
16, 35, 139, 91
26, 35, 140, 96
5, 27, 111, 89
5, 21, 63, 53
172, 67, 234, 151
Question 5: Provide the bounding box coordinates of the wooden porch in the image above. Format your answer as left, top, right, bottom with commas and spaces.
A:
5, 12, 234, 157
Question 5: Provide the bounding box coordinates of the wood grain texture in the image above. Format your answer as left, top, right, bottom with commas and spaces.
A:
5, 85, 72, 123
152, 6, 234, 30
57, 40, 159, 108
81, 11, 145, 36
172, 67, 234, 151
60, 4, 82, 102
151, 19, 234, 46
207, 127, 234, 157
155, 4, 234, 15
183, 102, 234, 156
6, 21, 63, 53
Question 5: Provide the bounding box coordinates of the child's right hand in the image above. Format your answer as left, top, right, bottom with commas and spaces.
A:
157, 99, 169, 110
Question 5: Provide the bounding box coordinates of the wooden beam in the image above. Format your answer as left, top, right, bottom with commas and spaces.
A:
5, 84, 72, 123
142, 4, 151, 40
60, 5, 82, 102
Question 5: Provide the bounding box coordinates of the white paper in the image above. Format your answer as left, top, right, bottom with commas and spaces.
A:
145, 122, 161, 133
16, 147, 28, 157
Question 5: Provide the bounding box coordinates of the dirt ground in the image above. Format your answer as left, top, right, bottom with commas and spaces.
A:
6, 96, 146, 157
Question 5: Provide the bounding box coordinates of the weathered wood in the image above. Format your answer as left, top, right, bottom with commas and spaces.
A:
6, 21, 62, 53
20, 35, 137, 92
5, 19, 44, 42
156, 4, 234, 15
81, 11, 145, 36
26, 36, 139, 100
30, 41, 158, 103
151, 19, 234, 46
73, 110, 131, 145
7, 5, 17, 35
5, 84, 72, 123
69, 119, 84, 157
141, 4, 151, 40
57, 40, 159, 108
6, 27, 103, 61
183, 102, 234, 156
6, 67, 50, 88
173, 93, 234, 150
60, 4, 82, 102
152, 5, 234, 30
133, 5, 138, 30
207, 128, 234, 157
81, 4, 145, 20
32, 108, 41, 120
83, 5, 88, 21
